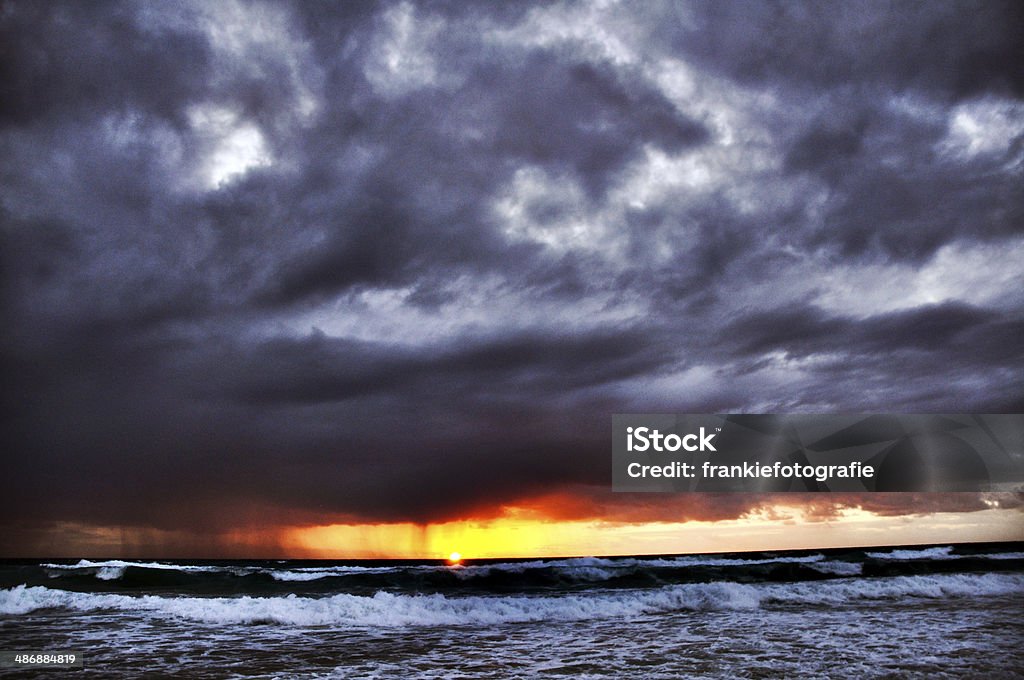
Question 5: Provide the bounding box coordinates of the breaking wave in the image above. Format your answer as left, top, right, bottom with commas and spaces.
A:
27, 547, 1024, 593
3, 572, 1022, 628
865, 546, 958, 560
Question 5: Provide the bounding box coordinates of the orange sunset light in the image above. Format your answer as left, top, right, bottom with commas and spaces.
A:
281, 506, 1024, 560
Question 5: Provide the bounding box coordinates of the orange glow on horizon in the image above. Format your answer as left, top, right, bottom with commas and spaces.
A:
5, 500, 1021, 559
280, 506, 1024, 559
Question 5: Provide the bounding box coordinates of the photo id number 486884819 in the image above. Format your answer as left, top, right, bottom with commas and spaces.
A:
0, 651, 84, 668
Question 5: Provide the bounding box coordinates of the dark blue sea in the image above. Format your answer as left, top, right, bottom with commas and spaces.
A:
2, 543, 1023, 678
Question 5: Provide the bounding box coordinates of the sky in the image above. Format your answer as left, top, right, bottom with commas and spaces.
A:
1, 0, 1022, 558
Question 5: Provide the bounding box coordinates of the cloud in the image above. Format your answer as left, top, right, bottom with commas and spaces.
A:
666, 0, 1024, 99
511, 487, 1024, 525
1, 0, 1021, 541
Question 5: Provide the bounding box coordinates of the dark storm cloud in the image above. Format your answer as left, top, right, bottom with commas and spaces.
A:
519, 489, 1024, 525
725, 302, 1024, 366
215, 326, 663, 405
0, 2, 211, 126
792, 100, 1024, 259
1, 0, 1022, 540
670, 0, 1024, 99
256, 53, 708, 304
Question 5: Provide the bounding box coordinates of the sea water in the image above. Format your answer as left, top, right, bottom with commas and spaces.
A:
2, 544, 1022, 678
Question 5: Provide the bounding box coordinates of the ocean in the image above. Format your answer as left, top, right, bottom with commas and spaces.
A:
2, 543, 1022, 678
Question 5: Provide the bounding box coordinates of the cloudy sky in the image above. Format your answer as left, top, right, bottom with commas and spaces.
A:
1, 0, 1022, 557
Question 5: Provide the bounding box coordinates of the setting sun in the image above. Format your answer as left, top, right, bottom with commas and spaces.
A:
448, 552, 462, 564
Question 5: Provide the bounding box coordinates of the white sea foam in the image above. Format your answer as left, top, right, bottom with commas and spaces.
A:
39, 554, 844, 584
37, 550, 1019, 584
865, 546, 956, 560
42, 560, 399, 582
808, 561, 863, 576
95, 567, 127, 581
268, 566, 399, 582
765, 573, 1024, 605
42, 559, 229, 573
864, 547, 1024, 562
0, 582, 758, 624
670, 554, 828, 567
4, 573, 1022, 628
450, 553, 830, 581
976, 552, 1024, 560
268, 571, 348, 582
451, 557, 623, 582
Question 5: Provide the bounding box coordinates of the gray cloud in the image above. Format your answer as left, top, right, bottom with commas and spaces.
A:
1, 0, 1021, 535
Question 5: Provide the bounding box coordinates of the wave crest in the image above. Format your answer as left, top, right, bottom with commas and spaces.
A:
3, 573, 1021, 627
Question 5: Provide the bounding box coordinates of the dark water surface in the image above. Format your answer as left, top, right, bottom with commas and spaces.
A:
2, 543, 1022, 678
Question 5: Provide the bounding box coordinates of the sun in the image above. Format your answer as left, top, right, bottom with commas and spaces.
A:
447, 552, 462, 564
